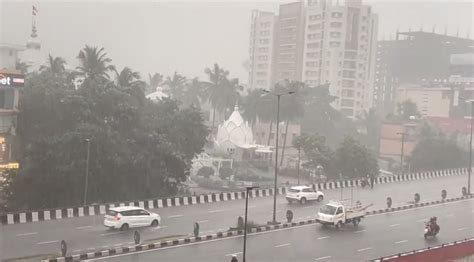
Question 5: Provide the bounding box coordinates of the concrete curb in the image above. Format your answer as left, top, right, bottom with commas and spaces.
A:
2, 167, 466, 225
41, 194, 474, 262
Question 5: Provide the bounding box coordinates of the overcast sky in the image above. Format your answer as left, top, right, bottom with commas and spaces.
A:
1, 0, 473, 83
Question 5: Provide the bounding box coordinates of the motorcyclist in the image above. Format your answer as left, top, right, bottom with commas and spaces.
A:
427, 216, 439, 233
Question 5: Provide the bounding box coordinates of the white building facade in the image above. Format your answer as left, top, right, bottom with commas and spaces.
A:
248, 0, 378, 119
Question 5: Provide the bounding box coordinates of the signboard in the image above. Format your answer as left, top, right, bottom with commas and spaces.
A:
0, 73, 25, 88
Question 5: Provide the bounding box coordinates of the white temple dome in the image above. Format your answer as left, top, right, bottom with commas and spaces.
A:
215, 106, 255, 153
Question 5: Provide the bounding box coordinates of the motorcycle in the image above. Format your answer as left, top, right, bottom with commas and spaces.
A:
424, 222, 440, 239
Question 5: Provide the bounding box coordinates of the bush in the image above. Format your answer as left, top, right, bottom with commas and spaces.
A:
219, 167, 233, 180
234, 173, 272, 182
197, 166, 214, 178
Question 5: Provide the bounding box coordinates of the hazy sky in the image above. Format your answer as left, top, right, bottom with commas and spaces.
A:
1, 0, 473, 83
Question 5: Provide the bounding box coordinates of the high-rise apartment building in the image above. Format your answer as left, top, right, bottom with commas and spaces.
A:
248, 0, 378, 119
248, 10, 277, 90
273, 2, 306, 84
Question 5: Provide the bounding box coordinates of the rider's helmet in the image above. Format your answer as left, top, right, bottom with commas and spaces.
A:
433, 216, 437, 222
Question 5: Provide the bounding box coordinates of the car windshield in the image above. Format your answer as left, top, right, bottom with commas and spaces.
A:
320, 205, 337, 215
106, 210, 118, 216
288, 189, 300, 193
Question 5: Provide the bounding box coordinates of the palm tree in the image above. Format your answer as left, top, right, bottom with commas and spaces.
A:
164, 71, 187, 103
278, 80, 305, 166
40, 55, 66, 76
15, 60, 30, 74
147, 73, 163, 94
203, 63, 242, 132
182, 77, 203, 109
115, 67, 143, 89
76, 45, 115, 82
241, 88, 263, 128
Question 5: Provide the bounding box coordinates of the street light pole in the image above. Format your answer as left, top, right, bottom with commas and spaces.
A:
397, 132, 407, 175
297, 146, 301, 185
262, 88, 295, 225
469, 102, 473, 194
83, 139, 91, 206
243, 186, 259, 262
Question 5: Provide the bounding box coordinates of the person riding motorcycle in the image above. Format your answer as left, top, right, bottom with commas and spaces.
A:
427, 216, 439, 233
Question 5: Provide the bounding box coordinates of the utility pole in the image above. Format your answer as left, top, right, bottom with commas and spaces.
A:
261, 88, 295, 225
83, 139, 91, 206
397, 132, 408, 175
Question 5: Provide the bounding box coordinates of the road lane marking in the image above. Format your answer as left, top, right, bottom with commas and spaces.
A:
458, 227, 468, 231
16, 232, 38, 237
197, 220, 209, 223
168, 214, 184, 218
225, 252, 243, 257
317, 236, 330, 240
395, 240, 408, 244
446, 214, 454, 217
315, 256, 332, 261
87, 247, 95, 250
417, 218, 427, 222
76, 225, 93, 230
209, 209, 227, 213
151, 225, 169, 231
37, 240, 59, 245
100, 232, 125, 237
275, 243, 291, 248
73, 249, 81, 253
303, 206, 313, 209
357, 247, 373, 252
389, 223, 400, 227
355, 230, 366, 233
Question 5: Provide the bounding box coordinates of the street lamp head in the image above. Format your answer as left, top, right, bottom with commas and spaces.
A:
245, 186, 260, 190
288, 91, 296, 95
85, 138, 90, 142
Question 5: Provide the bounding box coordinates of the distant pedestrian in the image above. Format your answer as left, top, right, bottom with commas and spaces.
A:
370, 176, 375, 189
231, 255, 238, 262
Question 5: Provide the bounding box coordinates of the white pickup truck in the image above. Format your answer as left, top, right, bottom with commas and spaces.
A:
316, 200, 373, 228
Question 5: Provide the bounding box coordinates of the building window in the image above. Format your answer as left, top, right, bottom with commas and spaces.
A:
257, 72, 267, 76
330, 41, 341, 47
342, 89, 355, 97
343, 61, 356, 69
330, 22, 342, 28
305, 71, 318, 76
258, 63, 268, 69
342, 80, 355, 87
344, 51, 357, 59
307, 33, 321, 40
342, 70, 356, 78
0, 89, 15, 109
257, 80, 266, 85
306, 52, 319, 58
307, 43, 320, 49
309, 14, 322, 21
308, 24, 322, 30
258, 55, 268, 61
305, 61, 318, 67
341, 99, 354, 107
270, 133, 275, 139
330, 32, 342, 38
259, 39, 269, 45
341, 108, 354, 116
258, 47, 269, 52
331, 12, 343, 18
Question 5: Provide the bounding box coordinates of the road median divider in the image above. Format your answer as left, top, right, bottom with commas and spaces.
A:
39, 194, 474, 262
2, 168, 466, 225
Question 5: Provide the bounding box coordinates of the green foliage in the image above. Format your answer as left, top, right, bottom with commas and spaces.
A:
293, 133, 337, 177
219, 166, 233, 180
197, 166, 215, 178
397, 100, 420, 120
409, 137, 467, 172
334, 136, 379, 179
4, 47, 208, 211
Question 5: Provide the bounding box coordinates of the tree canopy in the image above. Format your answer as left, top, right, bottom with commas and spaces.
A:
3, 47, 208, 211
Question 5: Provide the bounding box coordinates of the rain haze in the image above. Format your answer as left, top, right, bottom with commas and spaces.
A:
1, 0, 473, 80
1, 0, 474, 261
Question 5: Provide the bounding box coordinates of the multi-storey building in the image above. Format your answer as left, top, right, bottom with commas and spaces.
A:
273, 2, 306, 84
248, 0, 378, 119
374, 31, 474, 116
302, 0, 378, 118
248, 10, 277, 90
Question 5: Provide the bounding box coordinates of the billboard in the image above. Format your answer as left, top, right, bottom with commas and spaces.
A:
0, 73, 25, 88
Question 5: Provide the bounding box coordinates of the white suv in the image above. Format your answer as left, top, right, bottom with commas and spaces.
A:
286, 185, 324, 205
104, 206, 161, 230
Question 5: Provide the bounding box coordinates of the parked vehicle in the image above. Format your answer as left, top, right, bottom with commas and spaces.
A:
316, 200, 372, 228
103, 206, 161, 231
286, 185, 324, 205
